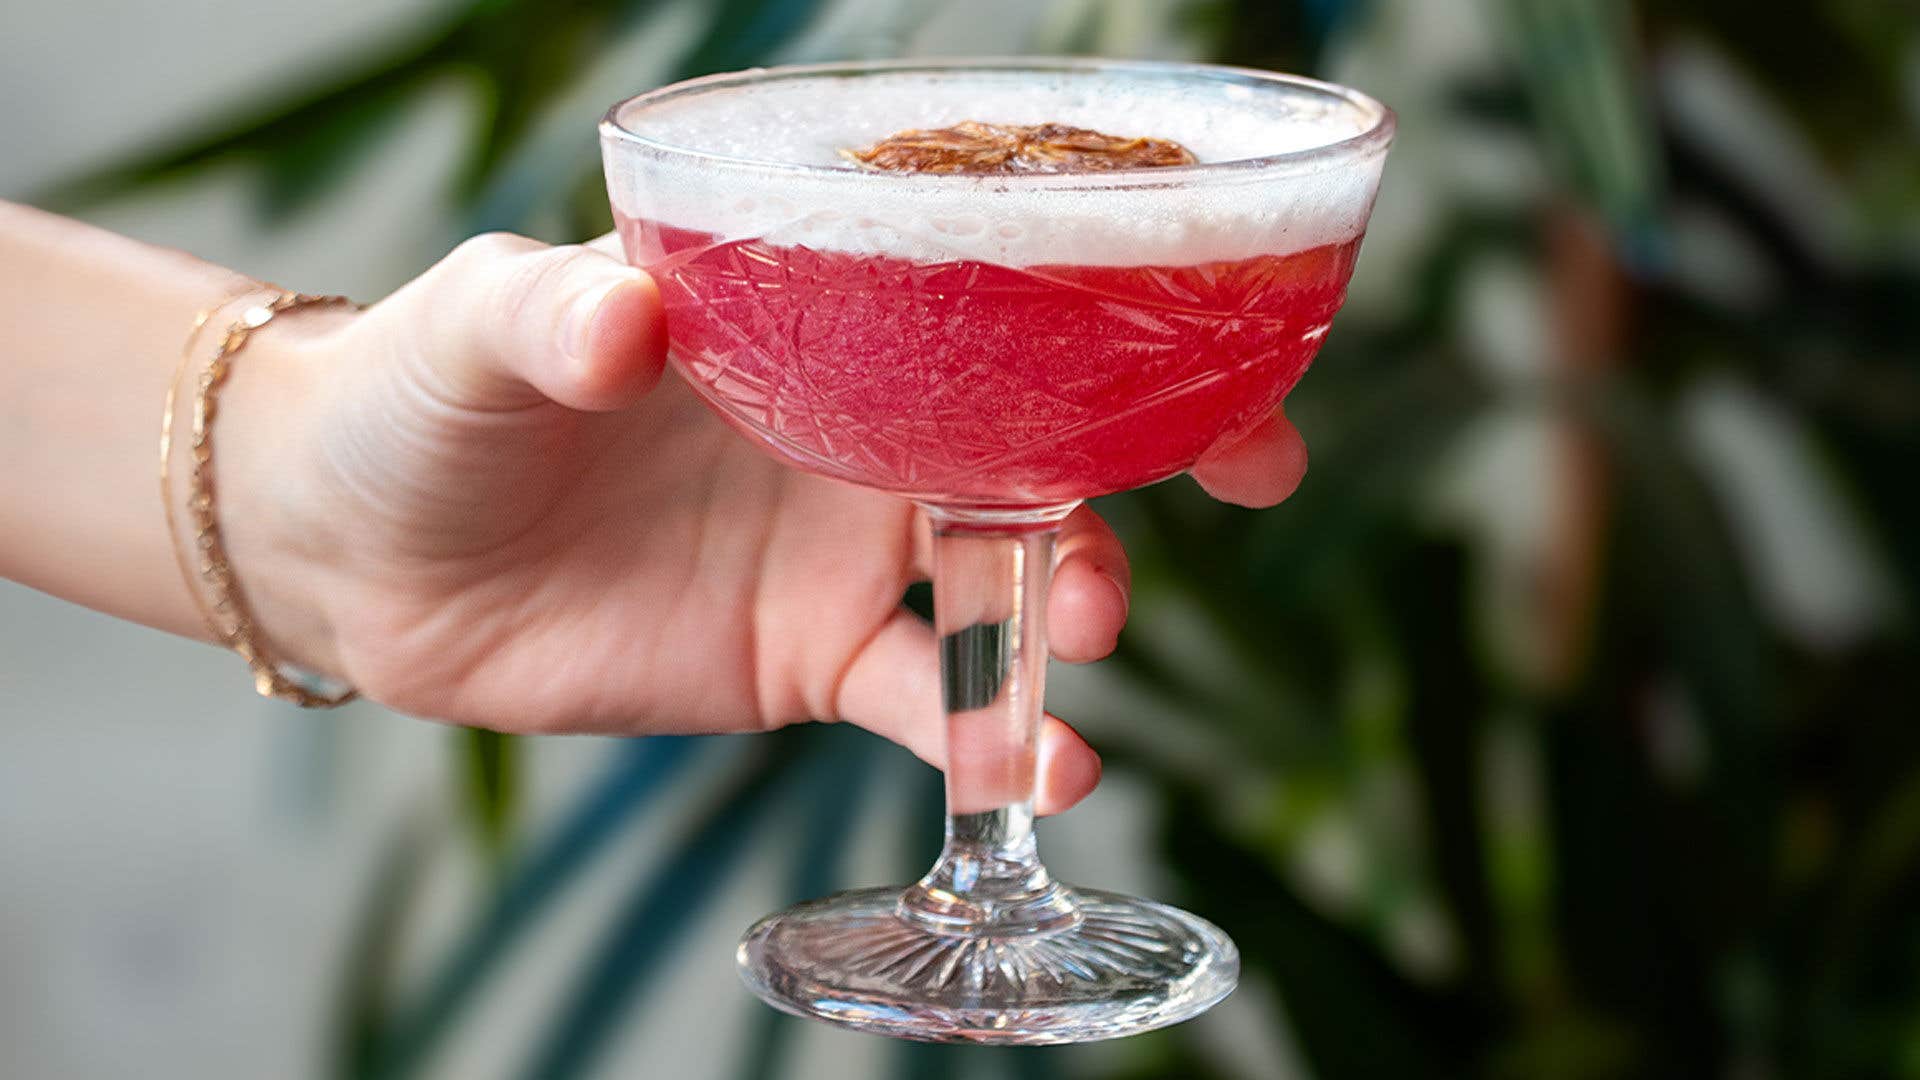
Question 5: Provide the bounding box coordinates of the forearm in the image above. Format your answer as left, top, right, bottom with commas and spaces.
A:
0, 199, 260, 639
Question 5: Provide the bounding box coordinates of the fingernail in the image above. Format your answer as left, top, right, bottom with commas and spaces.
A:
562, 273, 639, 362
1036, 716, 1102, 815
1098, 568, 1130, 620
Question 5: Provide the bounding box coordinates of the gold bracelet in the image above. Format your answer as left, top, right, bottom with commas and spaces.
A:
161, 289, 360, 708
162, 285, 274, 649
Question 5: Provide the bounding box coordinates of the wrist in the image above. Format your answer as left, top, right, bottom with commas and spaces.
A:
192, 296, 360, 686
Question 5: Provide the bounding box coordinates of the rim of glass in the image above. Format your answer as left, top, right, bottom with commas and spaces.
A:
599, 57, 1395, 189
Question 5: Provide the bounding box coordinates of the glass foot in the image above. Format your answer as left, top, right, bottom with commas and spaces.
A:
737, 885, 1239, 1044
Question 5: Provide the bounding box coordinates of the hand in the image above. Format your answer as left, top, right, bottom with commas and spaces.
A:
219, 233, 1310, 814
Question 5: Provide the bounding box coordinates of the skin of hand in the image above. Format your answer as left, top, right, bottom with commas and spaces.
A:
216, 232, 1311, 815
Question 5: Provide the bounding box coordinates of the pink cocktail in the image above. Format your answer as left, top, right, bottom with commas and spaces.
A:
618, 218, 1364, 506
601, 59, 1393, 1045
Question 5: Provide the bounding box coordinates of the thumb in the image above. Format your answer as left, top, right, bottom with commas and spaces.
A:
401, 231, 668, 412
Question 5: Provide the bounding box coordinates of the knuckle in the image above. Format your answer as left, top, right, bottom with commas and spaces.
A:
490, 244, 598, 326
445, 230, 533, 269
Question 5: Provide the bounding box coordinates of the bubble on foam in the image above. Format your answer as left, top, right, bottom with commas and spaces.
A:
604, 69, 1388, 267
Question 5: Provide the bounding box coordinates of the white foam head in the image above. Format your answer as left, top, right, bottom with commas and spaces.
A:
602, 61, 1393, 267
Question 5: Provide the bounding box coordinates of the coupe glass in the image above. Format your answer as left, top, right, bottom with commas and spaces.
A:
600, 58, 1393, 1044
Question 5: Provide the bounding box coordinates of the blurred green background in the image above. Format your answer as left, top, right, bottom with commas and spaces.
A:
4, 0, 1918, 1077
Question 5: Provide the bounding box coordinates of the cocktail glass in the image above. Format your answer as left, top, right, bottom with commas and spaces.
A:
600, 58, 1393, 1044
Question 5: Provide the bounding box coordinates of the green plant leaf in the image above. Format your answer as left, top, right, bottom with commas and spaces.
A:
467, 0, 830, 234
1177, 0, 1350, 76
1520, 382, 1784, 1074
328, 808, 444, 1080
450, 0, 628, 198
458, 727, 520, 860
1158, 780, 1480, 1076
38, 0, 655, 217
37, 15, 460, 213
1502, 0, 1667, 261
516, 735, 803, 1080
366, 736, 705, 1079
1598, 380, 1783, 820
1647, 0, 1917, 168
1384, 542, 1501, 999
670, 0, 831, 82
733, 726, 878, 1080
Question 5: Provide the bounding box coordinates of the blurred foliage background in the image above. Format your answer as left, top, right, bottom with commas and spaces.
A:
24, 0, 1920, 1077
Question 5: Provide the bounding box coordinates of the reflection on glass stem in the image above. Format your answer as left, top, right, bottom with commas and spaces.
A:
941, 620, 1010, 712
900, 512, 1081, 937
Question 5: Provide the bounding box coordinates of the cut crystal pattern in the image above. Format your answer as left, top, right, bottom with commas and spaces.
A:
639, 221, 1359, 505
737, 887, 1239, 1044
814, 897, 1192, 997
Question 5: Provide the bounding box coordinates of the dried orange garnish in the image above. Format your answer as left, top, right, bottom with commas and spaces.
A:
843, 121, 1196, 175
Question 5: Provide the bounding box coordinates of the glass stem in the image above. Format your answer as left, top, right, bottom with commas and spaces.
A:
898, 504, 1082, 938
